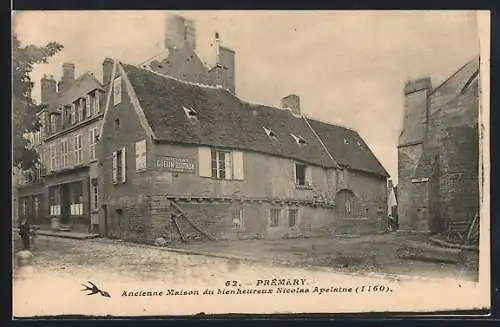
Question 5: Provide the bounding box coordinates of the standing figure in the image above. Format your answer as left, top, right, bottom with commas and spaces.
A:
18, 218, 31, 251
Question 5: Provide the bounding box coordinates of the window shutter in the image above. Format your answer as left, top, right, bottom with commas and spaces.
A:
112, 151, 118, 184
198, 147, 211, 177
95, 91, 100, 114
79, 98, 84, 121
135, 140, 146, 171
121, 147, 127, 182
232, 151, 244, 180
71, 103, 76, 124
86, 95, 91, 117
305, 166, 312, 186
113, 77, 122, 106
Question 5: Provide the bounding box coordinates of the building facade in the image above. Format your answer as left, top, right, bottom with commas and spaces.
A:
97, 59, 389, 244
397, 56, 480, 237
17, 65, 106, 233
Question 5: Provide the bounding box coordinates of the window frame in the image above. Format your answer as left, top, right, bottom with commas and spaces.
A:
270, 208, 281, 227
73, 134, 83, 164
60, 138, 69, 168
295, 163, 307, 186
49, 143, 57, 170
89, 127, 99, 161
211, 149, 232, 180
288, 208, 298, 227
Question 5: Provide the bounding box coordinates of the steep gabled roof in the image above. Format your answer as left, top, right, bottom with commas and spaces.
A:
308, 119, 389, 176
121, 63, 389, 177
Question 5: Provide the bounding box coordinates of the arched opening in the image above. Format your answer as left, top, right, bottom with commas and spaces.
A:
336, 189, 359, 218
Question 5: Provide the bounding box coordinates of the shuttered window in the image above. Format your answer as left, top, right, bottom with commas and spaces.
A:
113, 77, 122, 106
135, 139, 147, 171
199, 147, 244, 180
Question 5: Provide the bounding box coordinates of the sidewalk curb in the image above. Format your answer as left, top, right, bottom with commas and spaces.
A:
12, 228, 100, 240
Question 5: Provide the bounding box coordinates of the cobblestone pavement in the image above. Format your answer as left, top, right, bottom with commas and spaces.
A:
12, 235, 487, 317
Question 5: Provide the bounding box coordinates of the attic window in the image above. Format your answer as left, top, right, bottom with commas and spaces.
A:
183, 106, 197, 119
263, 127, 276, 138
290, 133, 306, 145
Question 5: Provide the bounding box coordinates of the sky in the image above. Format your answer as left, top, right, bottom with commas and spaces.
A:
12, 10, 482, 183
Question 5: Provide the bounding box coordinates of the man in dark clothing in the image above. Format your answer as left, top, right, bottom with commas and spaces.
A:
19, 218, 31, 251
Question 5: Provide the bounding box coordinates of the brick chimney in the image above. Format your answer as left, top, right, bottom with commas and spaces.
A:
399, 76, 432, 146
40, 74, 57, 104
281, 94, 301, 115
102, 57, 114, 85
164, 14, 196, 50
58, 62, 75, 93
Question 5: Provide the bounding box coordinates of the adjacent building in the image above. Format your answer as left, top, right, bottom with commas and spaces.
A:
17, 66, 106, 233
397, 56, 480, 239
97, 59, 389, 243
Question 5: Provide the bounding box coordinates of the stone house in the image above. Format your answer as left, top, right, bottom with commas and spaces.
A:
397, 56, 480, 238
97, 59, 389, 243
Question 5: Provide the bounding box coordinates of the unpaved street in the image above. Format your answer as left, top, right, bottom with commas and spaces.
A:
12, 235, 486, 317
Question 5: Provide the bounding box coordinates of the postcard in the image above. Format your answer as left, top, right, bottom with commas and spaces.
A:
12, 10, 490, 317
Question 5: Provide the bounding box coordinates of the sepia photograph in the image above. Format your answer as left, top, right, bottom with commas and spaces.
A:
12, 10, 490, 317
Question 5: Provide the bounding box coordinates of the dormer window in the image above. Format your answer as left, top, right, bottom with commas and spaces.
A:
263, 127, 276, 138
183, 106, 197, 119
344, 138, 349, 145
290, 133, 306, 145
357, 140, 362, 147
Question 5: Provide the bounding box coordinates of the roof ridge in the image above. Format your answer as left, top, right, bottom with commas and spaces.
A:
124, 61, 362, 133
302, 113, 359, 133
125, 62, 232, 93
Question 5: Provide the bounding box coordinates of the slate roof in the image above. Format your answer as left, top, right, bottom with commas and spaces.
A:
122, 63, 389, 177
49, 72, 103, 113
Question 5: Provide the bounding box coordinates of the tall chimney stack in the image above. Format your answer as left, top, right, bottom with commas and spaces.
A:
58, 62, 75, 93
164, 14, 196, 50
102, 57, 114, 85
40, 74, 57, 104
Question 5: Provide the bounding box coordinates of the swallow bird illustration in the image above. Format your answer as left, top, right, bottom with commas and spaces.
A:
81, 281, 111, 298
